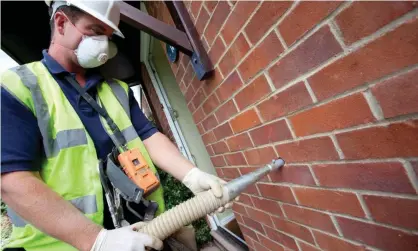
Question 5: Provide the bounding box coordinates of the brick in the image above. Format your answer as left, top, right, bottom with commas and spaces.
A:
298, 241, 320, 251
275, 137, 339, 163
249, 120, 293, 145
190, 1, 202, 20
191, 88, 206, 110
206, 145, 214, 156
204, 1, 231, 46
179, 80, 187, 94
221, 1, 260, 46
235, 75, 271, 110
184, 84, 195, 103
197, 123, 205, 135
238, 31, 285, 82
221, 167, 240, 179
253, 241, 269, 251
282, 204, 337, 234
337, 216, 418, 251
215, 100, 238, 124
192, 107, 205, 125
251, 196, 282, 217
269, 165, 316, 186
264, 226, 298, 250
310, 17, 418, 101
257, 184, 296, 203
257, 234, 285, 251
233, 203, 248, 216
244, 147, 278, 166
269, 25, 342, 89
291, 93, 375, 137
279, 1, 341, 45
257, 81, 312, 122
201, 114, 217, 132
245, 1, 292, 44
230, 109, 261, 133
313, 231, 366, 251
313, 162, 415, 193
243, 216, 265, 234
215, 71, 243, 103
187, 102, 196, 113
271, 217, 315, 244
239, 193, 254, 206
371, 68, 418, 119
244, 235, 255, 249
226, 133, 253, 152
213, 122, 233, 141
202, 131, 216, 145
182, 64, 194, 87
175, 64, 186, 84
204, 0, 218, 14
294, 187, 365, 217
184, 1, 191, 10
202, 94, 220, 115
219, 34, 251, 77
245, 207, 274, 228
212, 140, 229, 155
364, 195, 418, 230
240, 224, 259, 241
212, 156, 227, 169
224, 152, 247, 166
337, 120, 418, 159
239, 167, 270, 183
202, 68, 224, 95
412, 161, 418, 178
336, 1, 416, 45
208, 36, 226, 65
244, 184, 260, 196
194, 6, 209, 36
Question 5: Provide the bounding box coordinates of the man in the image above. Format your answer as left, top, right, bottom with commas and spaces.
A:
1, 1, 229, 251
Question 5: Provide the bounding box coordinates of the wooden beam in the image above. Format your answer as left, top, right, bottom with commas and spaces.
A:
165, 1, 213, 80
118, 2, 193, 54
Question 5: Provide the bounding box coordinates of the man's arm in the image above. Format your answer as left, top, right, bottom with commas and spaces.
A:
1, 88, 100, 251
143, 132, 194, 180
1, 171, 101, 251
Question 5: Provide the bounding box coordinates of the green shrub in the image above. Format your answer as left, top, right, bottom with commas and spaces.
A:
157, 168, 212, 247
1, 201, 7, 215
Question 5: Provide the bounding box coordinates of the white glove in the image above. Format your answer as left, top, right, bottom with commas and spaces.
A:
90, 222, 163, 251
182, 168, 234, 213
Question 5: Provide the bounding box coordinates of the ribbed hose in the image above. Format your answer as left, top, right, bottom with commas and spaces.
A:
139, 190, 228, 240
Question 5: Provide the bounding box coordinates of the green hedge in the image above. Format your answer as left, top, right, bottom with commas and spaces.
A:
157, 168, 212, 247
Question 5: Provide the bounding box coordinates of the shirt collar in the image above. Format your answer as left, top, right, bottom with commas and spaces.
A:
42, 50, 67, 75
41, 49, 104, 90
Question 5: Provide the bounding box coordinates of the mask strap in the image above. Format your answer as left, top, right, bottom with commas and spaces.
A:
51, 12, 85, 51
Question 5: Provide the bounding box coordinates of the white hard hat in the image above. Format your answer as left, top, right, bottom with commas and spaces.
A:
45, 0, 124, 38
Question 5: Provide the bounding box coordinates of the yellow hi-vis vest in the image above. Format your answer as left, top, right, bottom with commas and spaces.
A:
1, 62, 165, 251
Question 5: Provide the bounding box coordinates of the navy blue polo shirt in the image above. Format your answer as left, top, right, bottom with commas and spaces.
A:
1, 50, 158, 173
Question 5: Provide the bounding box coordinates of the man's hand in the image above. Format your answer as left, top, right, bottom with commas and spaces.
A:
182, 168, 232, 212
90, 223, 163, 251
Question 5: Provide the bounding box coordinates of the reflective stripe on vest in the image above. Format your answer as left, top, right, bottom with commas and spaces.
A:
7, 195, 98, 227
108, 79, 130, 118
9, 65, 88, 157
2, 62, 165, 250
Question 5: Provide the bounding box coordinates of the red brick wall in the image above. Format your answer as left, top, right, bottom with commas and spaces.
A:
146, 1, 418, 250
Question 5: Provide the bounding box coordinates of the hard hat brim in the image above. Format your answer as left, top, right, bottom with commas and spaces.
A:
68, 1, 125, 38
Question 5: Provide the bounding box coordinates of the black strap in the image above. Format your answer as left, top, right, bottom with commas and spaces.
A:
64, 75, 127, 151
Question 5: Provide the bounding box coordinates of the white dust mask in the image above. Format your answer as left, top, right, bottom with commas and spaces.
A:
75, 35, 118, 68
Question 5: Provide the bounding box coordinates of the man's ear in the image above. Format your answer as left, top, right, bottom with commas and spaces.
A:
54, 12, 67, 36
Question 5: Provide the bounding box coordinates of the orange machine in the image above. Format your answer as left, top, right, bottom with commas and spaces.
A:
118, 148, 160, 195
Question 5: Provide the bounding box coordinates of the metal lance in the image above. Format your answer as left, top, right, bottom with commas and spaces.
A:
138, 158, 285, 240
